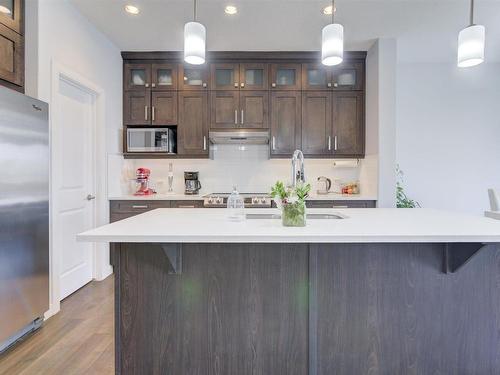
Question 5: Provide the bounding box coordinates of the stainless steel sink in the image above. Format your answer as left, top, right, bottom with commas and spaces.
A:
245, 213, 346, 220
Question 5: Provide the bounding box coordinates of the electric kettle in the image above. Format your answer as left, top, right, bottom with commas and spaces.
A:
316, 176, 332, 195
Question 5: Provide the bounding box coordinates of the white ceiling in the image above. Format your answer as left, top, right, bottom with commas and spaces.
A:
69, 0, 500, 63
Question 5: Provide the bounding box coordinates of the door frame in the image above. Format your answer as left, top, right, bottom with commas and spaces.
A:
46, 61, 110, 319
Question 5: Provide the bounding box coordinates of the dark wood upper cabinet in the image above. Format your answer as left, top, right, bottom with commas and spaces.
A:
178, 91, 208, 156
0, 0, 24, 92
124, 63, 151, 90
121, 51, 366, 159
332, 62, 364, 90
332, 91, 364, 157
0, 24, 23, 89
151, 91, 177, 125
270, 63, 302, 90
302, 63, 332, 90
151, 63, 177, 90
240, 91, 269, 129
178, 65, 209, 91
124, 91, 151, 125
210, 63, 239, 90
270, 91, 301, 157
0, 0, 22, 34
210, 90, 239, 129
240, 63, 268, 90
302, 91, 332, 156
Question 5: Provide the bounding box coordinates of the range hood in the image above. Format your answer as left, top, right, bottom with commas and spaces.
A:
209, 130, 269, 145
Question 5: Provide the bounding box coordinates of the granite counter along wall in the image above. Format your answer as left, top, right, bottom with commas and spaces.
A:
107, 144, 379, 197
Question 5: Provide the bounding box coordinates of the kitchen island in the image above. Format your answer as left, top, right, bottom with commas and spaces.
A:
78, 208, 500, 375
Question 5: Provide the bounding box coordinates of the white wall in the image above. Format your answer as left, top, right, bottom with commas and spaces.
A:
396, 62, 500, 215
26, 0, 122, 295
110, 146, 377, 199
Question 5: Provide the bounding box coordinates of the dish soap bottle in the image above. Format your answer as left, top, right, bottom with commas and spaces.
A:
227, 186, 245, 221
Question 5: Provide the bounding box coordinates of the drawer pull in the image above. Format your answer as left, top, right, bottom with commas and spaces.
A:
333, 205, 349, 209
177, 205, 196, 208
132, 205, 149, 209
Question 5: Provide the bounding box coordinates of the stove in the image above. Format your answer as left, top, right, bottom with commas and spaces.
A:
203, 193, 272, 208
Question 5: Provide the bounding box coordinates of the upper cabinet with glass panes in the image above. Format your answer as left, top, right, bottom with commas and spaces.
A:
125, 63, 178, 91
178, 65, 209, 90
331, 62, 364, 91
270, 64, 302, 90
0, 0, 22, 34
210, 63, 268, 90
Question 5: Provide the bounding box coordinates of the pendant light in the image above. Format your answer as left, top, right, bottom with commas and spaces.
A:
321, 0, 343, 66
457, 0, 485, 68
184, 0, 206, 65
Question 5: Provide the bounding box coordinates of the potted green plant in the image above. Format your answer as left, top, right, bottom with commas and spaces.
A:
270, 181, 311, 227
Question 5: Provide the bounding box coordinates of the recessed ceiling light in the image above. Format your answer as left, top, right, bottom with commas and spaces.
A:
125, 5, 140, 15
0, 5, 12, 14
224, 5, 238, 15
322, 5, 336, 15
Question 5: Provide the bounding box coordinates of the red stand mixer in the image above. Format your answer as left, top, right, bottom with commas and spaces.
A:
133, 168, 156, 196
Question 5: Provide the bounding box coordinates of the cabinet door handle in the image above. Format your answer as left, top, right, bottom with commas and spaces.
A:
240, 82, 245, 88
151, 83, 156, 88
132, 205, 149, 209
328, 136, 331, 151
145, 83, 149, 88
234, 110, 238, 125
334, 135, 338, 151
271, 83, 277, 88
144, 106, 148, 121
272, 136, 276, 150
202, 82, 207, 88
203, 136, 207, 150
333, 205, 349, 209
177, 205, 196, 208
327, 82, 332, 88
152, 106, 155, 122
234, 82, 239, 88
333, 82, 338, 88
241, 110, 244, 125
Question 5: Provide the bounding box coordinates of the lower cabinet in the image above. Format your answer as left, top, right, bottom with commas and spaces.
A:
306, 200, 376, 208
177, 91, 209, 157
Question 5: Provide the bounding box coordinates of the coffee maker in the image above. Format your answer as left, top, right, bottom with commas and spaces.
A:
184, 171, 202, 195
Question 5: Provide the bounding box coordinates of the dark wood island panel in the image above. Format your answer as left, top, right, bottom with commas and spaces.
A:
113, 242, 500, 375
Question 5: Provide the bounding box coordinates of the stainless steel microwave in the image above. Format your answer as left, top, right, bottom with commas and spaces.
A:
127, 128, 176, 153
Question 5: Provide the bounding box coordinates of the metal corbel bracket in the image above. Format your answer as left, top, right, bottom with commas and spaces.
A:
161, 244, 182, 274
443, 243, 488, 274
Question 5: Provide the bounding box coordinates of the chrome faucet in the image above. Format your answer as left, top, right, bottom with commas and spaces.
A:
291, 150, 305, 187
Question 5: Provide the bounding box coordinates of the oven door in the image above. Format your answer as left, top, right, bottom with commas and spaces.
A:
127, 128, 174, 153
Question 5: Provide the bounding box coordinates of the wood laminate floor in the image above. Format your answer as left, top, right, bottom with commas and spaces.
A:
0, 277, 114, 375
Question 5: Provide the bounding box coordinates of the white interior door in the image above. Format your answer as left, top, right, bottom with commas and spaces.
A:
55, 78, 95, 300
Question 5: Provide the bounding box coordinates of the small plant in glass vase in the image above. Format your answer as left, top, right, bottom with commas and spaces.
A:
271, 181, 311, 227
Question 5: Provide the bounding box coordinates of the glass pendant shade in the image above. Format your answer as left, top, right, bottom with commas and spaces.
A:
184, 21, 206, 65
457, 24, 485, 68
321, 23, 344, 66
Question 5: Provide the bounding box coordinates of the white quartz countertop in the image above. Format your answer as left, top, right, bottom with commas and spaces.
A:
108, 193, 377, 201
78, 208, 500, 244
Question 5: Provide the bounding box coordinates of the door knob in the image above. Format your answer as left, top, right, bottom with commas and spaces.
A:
86, 194, 96, 201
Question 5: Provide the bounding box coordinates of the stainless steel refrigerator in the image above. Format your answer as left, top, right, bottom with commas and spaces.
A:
0, 87, 49, 352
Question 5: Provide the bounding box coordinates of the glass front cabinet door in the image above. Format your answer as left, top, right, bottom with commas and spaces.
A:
240, 63, 268, 90
0, 0, 22, 34
178, 65, 209, 90
210, 63, 239, 90
270, 64, 302, 90
151, 64, 177, 90
125, 64, 151, 90
331, 62, 364, 90
302, 63, 332, 90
